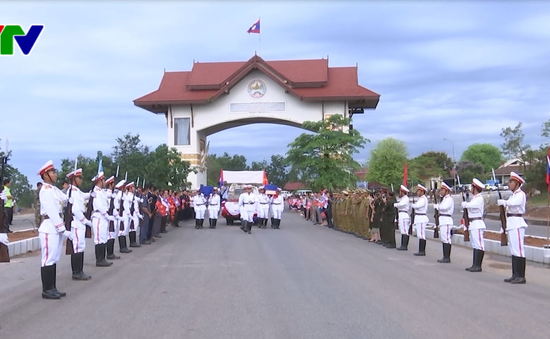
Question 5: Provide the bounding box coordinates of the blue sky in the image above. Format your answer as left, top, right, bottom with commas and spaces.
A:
1, 1, 550, 185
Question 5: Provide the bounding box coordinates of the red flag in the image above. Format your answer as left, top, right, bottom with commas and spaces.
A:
403, 162, 408, 187
263, 170, 268, 186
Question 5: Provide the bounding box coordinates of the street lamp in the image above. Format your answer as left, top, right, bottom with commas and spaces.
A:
443, 138, 456, 192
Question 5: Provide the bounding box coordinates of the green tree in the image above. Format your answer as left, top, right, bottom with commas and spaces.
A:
112, 133, 150, 183
455, 161, 485, 183
266, 155, 289, 187
542, 118, 550, 140
0, 140, 36, 208
59, 153, 117, 192
206, 152, 249, 186
287, 114, 368, 191
408, 151, 452, 182
366, 138, 408, 187
250, 160, 268, 171
500, 122, 530, 169
145, 145, 192, 190
460, 143, 503, 172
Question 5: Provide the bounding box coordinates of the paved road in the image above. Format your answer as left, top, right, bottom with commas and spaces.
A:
1, 211, 549, 338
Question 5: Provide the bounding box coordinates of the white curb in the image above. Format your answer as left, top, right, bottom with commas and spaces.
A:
7, 237, 40, 258
411, 225, 550, 265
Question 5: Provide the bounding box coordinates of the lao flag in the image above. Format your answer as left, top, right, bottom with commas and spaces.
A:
247, 19, 260, 34
546, 148, 550, 192
219, 169, 224, 188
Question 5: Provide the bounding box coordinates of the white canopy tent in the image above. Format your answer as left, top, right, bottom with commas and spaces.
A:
222, 170, 264, 184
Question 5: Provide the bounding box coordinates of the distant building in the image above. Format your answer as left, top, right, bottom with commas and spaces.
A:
284, 182, 306, 191
494, 158, 525, 184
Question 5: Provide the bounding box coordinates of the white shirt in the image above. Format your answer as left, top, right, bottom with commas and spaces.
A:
193, 194, 206, 210
258, 194, 270, 205
411, 195, 429, 224
92, 186, 109, 220
208, 194, 220, 209
39, 183, 67, 234
270, 195, 284, 210
462, 193, 486, 230
68, 185, 89, 229
239, 192, 256, 211
504, 188, 528, 230
393, 195, 410, 217
437, 194, 454, 225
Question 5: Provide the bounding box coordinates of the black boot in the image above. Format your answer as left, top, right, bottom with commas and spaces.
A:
396, 235, 408, 250
106, 239, 121, 259
271, 217, 275, 228
511, 257, 527, 284
51, 264, 66, 297
437, 243, 451, 263
213, 219, 217, 229
466, 249, 477, 271
71, 253, 79, 277
414, 239, 426, 256
96, 244, 113, 267
469, 250, 483, 273
504, 256, 518, 282
209, 219, 213, 229
129, 232, 141, 247
195, 219, 199, 229
264, 218, 268, 227
79, 252, 91, 280
119, 236, 132, 253
275, 219, 281, 229
247, 220, 252, 234
41, 266, 60, 300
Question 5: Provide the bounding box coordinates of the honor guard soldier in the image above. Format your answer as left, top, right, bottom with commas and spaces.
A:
104, 176, 120, 260
412, 184, 429, 256
394, 185, 411, 250
115, 180, 132, 253
127, 182, 142, 247
193, 189, 206, 229
498, 172, 528, 284
239, 185, 256, 234
66, 168, 93, 281
462, 178, 486, 272
37, 160, 72, 299
270, 188, 284, 229
257, 187, 270, 229
91, 172, 114, 267
207, 187, 220, 229
434, 182, 454, 263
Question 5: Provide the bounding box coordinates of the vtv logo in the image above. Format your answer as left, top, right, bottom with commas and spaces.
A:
0, 25, 44, 55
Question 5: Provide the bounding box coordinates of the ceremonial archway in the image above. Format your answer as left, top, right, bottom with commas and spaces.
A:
134, 55, 380, 188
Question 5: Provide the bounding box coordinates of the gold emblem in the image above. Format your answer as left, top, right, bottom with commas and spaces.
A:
247, 79, 266, 98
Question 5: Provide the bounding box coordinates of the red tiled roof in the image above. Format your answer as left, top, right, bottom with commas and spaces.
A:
134, 55, 380, 113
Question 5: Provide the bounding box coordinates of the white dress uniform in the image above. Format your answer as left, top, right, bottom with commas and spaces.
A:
436, 194, 455, 244
68, 184, 91, 253
91, 185, 112, 245
393, 193, 410, 235
39, 182, 70, 267
130, 192, 143, 246
239, 191, 256, 223
501, 188, 528, 257
498, 172, 528, 284
271, 194, 284, 220
208, 194, 220, 219
411, 194, 429, 240
193, 193, 207, 219
462, 192, 486, 251
115, 189, 127, 236
257, 193, 270, 219
106, 188, 117, 241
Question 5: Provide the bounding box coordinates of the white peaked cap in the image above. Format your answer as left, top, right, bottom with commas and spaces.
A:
115, 179, 126, 189
91, 171, 105, 182
440, 182, 452, 191
472, 178, 484, 190
37, 160, 54, 176
400, 185, 409, 193
417, 184, 427, 192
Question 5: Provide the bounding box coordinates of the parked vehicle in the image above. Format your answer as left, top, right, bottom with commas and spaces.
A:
280, 190, 291, 199
219, 170, 264, 225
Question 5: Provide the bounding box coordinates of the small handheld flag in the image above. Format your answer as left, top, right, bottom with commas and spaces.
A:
546, 148, 550, 193
97, 157, 103, 174
247, 19, 260, 34
219, 169, 224, 188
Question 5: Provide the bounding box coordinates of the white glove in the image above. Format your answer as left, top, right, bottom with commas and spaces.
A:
0, 233, 9, 245
497, 199, 506, 206
116, 215, 124, 222
138, 213, 144, 220
434, 204, 439, 210
62, 230, 73, 240
1, 191, 8, 201
107, 215, 116, 222
84, 219, 93, 227
500, 227, 504, 233
461, 202, 467, 208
